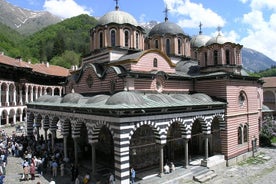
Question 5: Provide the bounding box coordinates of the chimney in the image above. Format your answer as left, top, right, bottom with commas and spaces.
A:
46, 62, 49, 67
0, 52, 4, 55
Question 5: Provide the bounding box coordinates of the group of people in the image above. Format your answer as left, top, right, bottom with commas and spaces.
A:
164, 162, 175, 174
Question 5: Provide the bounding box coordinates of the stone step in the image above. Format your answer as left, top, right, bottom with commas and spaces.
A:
193, 169, 217, 183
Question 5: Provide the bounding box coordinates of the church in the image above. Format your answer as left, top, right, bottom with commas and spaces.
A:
27, 2, 263, 183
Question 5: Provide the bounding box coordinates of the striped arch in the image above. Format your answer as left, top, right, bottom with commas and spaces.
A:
43, 115, 50, 130
165, 118, 191, 139
49, 116, 59, 132
71, 119, 85, 138
129, 120, 162, 144
192, 115, 212, 134
211, 114, 225, 130
61, 118, 71, 136
89, 120, 113, 144
36, 114, 43, 128
26, 112, 35, 136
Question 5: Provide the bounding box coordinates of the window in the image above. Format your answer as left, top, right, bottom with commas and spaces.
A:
124, 30, 129, 47
226, 50, 230, 65
155, 39, 159, 49
166, 39, 170, 55
238, 126, 242, 144
153, 58, 158, 67
136, 33, 139, 49
204, 52, 208, 66
239, 92, 245, 107
178, 38, 181, 54
243, 124, 248, 142
214, 50, 218, 65
111, 30, 116, 47
99, 32, 103, 48
195, 52, 198, 60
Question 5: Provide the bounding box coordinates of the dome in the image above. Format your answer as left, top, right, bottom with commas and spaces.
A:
148, 21, 184, 37
206, 33, 231, 46
97, 10, 138, 26
191, 93, 213, 102
105, 91, 145, 105
191, 34, 211, 48
61, 93, 83, 104
86, 95, 109, 104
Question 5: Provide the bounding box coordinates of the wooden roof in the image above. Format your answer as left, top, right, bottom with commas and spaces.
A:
0, 53, 69, 77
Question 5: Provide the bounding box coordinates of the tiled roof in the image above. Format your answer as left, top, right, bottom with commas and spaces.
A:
0, 53, 69, 77
262, 77, 276, 88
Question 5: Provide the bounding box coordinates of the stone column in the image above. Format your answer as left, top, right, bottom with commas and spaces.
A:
0, 85, 2, 106
44, 129, 48, 142
51, 130, 56, 151
204, 136, 209, 160
91, 143, 96, 175
73, 137, 79, 166
5, 88, 9, 106
159, 145, 164, 177
25, 87, 29, 103
19, 90, 22, 105
13, 88, 16, 105
184, 139, 189, 168
63, 135, 68, 160
30, 86, 33, 102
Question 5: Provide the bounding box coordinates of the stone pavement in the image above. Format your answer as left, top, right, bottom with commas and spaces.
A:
3, 125, 276, 184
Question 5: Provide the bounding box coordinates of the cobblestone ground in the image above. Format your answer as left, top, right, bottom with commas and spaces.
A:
3, 125, 276, 184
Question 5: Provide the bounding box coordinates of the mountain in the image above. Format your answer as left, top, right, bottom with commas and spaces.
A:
242, 48, 276, 73
0, 0, 62, 35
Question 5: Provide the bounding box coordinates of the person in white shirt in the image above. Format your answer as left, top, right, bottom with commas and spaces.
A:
164, 163, 170, 174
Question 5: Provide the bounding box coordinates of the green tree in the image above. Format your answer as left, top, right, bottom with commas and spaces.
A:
50, 50, 81, 69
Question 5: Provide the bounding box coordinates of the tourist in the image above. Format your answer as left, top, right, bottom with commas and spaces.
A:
130, 167, 135, 184
30, 163, 36, 180
49, 178, 55, 184
60, 162, 64, 176
109, 172, 115, 184
83, 172, 90, 184
51, 160, 58, 177
0, 172, 5, 184
170, 162, 175, 172
164, 163, 170, 174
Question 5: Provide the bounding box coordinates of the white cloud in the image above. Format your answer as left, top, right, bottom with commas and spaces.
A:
43, 0, 93, 18
239, 0, 276, 60
164, 0, 225, 28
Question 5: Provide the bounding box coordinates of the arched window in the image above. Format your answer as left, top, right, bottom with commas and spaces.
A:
178, 38, 181, 54
153, 58, 158, 67
166, 39, 171, 55
155, 39, 159, 49
99, 32, 103, 48
238, 126, 242, 144
243, 124, 248, 142
136, 33, 139, 49
214, 50, 218, 65
111, 30, 116, 47
204, 52, 208, 66
226, 49, 230, 65
124, 30, 129, 47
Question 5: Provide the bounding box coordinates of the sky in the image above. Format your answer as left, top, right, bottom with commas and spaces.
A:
6, 0, 276, 61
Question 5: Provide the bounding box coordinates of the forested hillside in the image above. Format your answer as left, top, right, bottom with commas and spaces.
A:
0, 14, 97, 68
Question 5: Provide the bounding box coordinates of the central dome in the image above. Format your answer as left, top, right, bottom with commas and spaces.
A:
97, 10, 138, 26
148, 21, 184, 37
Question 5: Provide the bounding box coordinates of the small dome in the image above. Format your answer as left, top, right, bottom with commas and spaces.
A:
86, 95, 109, 104
61, 93, 83, 104
191, 93, 213, 102
105, 91, 145, 105
206, 33, 231, 46
148, 21, 184, 37
175, 60, 200, 75
97, 10, 138, 26
191, 34, 211, 48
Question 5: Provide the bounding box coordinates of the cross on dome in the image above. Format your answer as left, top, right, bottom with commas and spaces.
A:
199, 22, 203, 34
114, 0, 119, 10
164, 5, 170, 21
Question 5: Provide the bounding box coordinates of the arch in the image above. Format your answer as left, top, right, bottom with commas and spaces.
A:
166, 38, 171, 55
243, 123, 248, 143
110, 29, 116, 47
136, 32, 139, 49
213, 50, 218, 65
130, 124, 159, 170
225, 49, 230, 65
238, 125, 242, 144
155, 39, 159, 49
99, 31, 103, 48
190, 117, 206, 157
130, 120, 162, 143
124, 29, 130, 47
165, 121, 185, 163
210, 116, 222, 155
177, 38, 182, 54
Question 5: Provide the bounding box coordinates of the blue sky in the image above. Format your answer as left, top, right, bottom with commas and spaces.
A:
6, 0, 276, 61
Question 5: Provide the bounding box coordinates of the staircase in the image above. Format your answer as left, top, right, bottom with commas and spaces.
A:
193, 168, 217, 183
